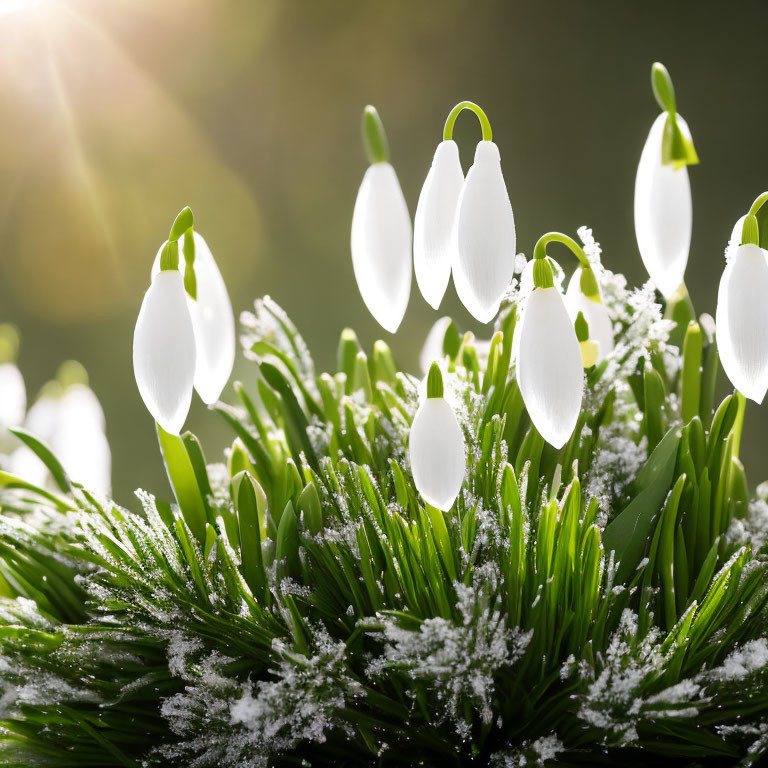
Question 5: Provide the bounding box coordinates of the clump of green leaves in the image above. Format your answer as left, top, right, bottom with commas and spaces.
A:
1, 240, 768, 767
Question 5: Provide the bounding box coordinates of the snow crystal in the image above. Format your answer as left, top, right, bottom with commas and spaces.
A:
367, 582, 530, 732
705, 639, 768, 682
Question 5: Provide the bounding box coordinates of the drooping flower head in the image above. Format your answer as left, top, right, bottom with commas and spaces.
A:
445, 102, 516, 323
351, 106, 412, 333
408, 362, 466, 511
565, 264, 614, 364
716, 195, 768, 403
516, 233, 585, 448
152, 230, 235, 405
634, 62, 698, 298
133, 208, 198, 435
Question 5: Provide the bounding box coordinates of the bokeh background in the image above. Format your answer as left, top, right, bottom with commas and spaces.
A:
1, 0, 767, 502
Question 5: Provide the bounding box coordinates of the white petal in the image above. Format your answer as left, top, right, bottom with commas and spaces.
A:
0, 363, 26, 445
516, 287, 583, 448
419, 316, 453, 376
453, 141, 516, 322
634, 113, 692, 297
351, 162, 412, 333
54, 386, 111, 495
414, 140, 464, 309
565, 269, 614, 362
153, 232, 235, 404
7, 445, 49, 488
408, 397, 465, 511
716, 243, 768, 403
133, 270, 196, 434
25, 395, 60, 443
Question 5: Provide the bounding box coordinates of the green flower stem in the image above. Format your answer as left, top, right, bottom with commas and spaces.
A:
747, 192, 768, 217
160, 207, 196, 299
442, 101, 493, 142
531, 231, 599, 297
362, 106, 389, 165
651, 62, 698, 168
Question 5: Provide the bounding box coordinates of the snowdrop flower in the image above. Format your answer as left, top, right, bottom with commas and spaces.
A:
152, 230, 235, 404
419, 316, 456, 375
351, 106, 412, 333
716, 210, 768, 403
448, 102, 516, 323
634, 63, 698, 298
8, 362, 111, 495
565, 267, 614, 363
515, 234, 584, 448
0, 324, 26, 451
414, 140, 464, 309
409, 363, 465, 511
134, 209, 197, 434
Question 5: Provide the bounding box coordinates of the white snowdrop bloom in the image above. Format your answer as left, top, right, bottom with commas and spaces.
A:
565, 269, 614, 363
7, 445, 48, 488
516, 285, 583, 448
414, 140, 464, 309
53, 384, 111, 495
519, 258, 564, 300
351, 162, 412, 333
133, 270, 196, 434
716, 242, 768, 403
409, 364, 465, 511
0, 363, 25, 444
153, 232, 235, 404
634, 112, 693, 297
419, 316, 453, 375
453, 140, 516, 323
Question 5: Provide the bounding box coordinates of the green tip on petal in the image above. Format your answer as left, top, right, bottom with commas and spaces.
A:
533, 257, 555, 289
427, 362, 444, 399
575, 311, 590, 342
362, 105, 389, 165
0, 323, 20, 364
160, 239, 180, 272
662, 114, 699, 168
169, 206, 194, 242
56, 360, 89, 389
579, 267, 601, 303
742, 214, 760, 247
442, 320, 461, 359
651, 62, 676, 114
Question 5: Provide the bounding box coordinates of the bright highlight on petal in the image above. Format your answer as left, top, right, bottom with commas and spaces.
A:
634, 113, 692, 297
414, 140, 464, 309
133, 270, 196, 434
565, 269, 614, 363
716, 243, 768, 403
409, 395, 466, 511
153, 232, 235, 404
351, 162, 412, 333
516, 287, 583, 448
453, 141, 516, 323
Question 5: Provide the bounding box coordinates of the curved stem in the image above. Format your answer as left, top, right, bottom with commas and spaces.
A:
748, 192, 768, 217
532, 232, 589, 267
443, 101, 493, 142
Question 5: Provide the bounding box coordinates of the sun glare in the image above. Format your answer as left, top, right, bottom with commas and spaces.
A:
0, 0, 48, 17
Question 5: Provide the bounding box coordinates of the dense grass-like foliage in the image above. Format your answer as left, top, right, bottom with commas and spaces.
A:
2, 232, 768, 766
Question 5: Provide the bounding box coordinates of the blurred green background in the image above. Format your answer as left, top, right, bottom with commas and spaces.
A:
1, 0, 766, 502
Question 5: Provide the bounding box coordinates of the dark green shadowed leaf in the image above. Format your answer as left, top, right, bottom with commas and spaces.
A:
603, 426, 681, 583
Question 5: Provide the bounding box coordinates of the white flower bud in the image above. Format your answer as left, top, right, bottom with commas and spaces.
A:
414, 140, 464, 309
634, 112, 692, 297
716, 242, 768, 403
351, 162, 412, 333
516, 286, 583, 448
453, 141, 516, 323
133, 270, 196, 434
